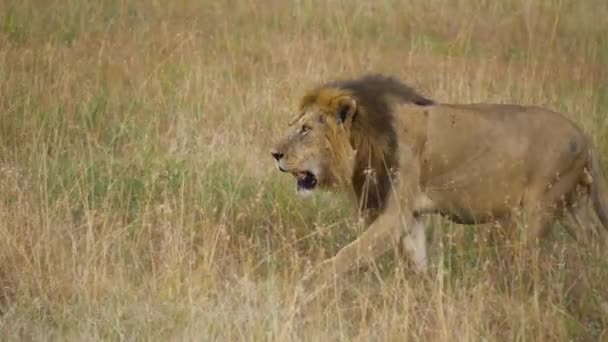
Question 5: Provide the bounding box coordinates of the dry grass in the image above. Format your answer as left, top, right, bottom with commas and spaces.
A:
1, 0, 607, 340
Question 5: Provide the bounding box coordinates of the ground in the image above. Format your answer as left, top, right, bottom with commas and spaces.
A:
0, 0, 607, 340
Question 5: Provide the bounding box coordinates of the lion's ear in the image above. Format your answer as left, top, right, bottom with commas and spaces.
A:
334, 96, 357, 126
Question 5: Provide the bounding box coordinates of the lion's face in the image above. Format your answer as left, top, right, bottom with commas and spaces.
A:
271, 109, 335, 196
271, 93, 358, 196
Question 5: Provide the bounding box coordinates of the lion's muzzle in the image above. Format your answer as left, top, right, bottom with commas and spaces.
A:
270, 149, 319, 194
271, 149, 288, 172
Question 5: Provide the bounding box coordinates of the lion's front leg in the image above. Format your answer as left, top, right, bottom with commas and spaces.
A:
301, 202, 418, 292
401, 217, 428, 273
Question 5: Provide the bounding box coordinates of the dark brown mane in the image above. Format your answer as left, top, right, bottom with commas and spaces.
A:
321, 73, 434, 155
302, 74, 434, 216
301, 74, 434, 151
323, 73, 435, 108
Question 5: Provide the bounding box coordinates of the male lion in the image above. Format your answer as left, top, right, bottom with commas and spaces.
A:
270, 74, 608, 289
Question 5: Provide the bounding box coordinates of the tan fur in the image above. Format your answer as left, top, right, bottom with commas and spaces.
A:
270, 74, 608, 296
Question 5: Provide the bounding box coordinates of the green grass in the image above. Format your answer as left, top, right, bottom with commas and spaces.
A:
0, 0, 607, 340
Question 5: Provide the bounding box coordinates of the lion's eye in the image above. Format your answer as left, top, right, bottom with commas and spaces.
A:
300, 125, 311, 135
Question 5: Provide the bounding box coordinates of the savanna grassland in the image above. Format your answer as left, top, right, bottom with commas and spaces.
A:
1, 0, 608, 340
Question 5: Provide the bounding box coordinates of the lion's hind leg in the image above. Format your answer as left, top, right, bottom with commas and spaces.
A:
520, 155, 589, 244
560, 183, 607, 245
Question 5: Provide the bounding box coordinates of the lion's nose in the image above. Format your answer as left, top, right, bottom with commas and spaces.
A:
271, 151, 284, 161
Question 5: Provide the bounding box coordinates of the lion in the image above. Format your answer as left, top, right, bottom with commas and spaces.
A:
270, 74, 608, 291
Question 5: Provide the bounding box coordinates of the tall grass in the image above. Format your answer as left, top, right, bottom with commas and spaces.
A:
0, 0, 607, 340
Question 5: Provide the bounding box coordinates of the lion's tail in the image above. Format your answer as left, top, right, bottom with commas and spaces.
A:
589, 145, 608, 231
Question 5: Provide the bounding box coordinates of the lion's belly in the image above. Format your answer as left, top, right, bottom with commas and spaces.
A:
421, 180, 525, 224
421, 143, 530, 224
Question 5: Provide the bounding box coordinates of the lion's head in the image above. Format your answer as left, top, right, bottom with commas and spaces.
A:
271, 74, 435, 197
270, 88, 358, 196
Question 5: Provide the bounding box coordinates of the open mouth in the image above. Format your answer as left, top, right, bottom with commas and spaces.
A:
293, 171, 317, 191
